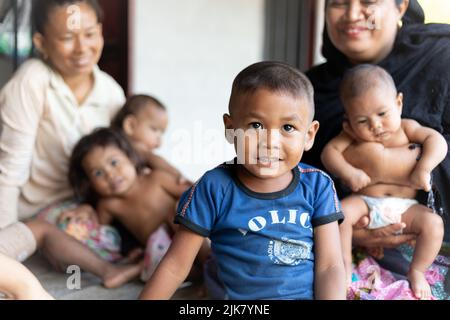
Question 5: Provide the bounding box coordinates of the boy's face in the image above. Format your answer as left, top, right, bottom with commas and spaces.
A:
344, 86, 403, 143
124, 103, 168, 154
223, 88, 319, 181
82, 145, 137, 197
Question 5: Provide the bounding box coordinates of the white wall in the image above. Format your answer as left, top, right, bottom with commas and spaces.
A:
131, 0, 265, 180
313, 0, 326, 66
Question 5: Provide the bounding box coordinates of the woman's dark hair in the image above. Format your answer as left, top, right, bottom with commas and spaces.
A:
68, 127, 145, 204
111, 94, 166, 132
33, 0, 104, 34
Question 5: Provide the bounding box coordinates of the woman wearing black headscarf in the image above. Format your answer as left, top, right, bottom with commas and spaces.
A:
305, 0, 450, 254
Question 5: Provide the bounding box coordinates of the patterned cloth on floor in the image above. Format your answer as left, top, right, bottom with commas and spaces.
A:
348, 244, 450, 300
37, 200, 122, 262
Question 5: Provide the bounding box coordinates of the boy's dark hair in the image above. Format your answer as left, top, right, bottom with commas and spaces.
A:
69, 127, 145, 204
229, 61, 315, 119
111, 94, 166, 131
33, 0, 104, 34
339, 64, 397, 107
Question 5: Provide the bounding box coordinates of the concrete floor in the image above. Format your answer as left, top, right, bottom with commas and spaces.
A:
24, 253, 204, 300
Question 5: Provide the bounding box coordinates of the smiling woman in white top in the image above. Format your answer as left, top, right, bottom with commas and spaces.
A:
0, 0, 141, 292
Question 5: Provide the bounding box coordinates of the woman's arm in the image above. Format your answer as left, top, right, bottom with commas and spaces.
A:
0, 61, 46, 228
314, 221, 346, 300
352, 222, 416, 248
321, 132, 371, 192
139, 226, 204, 299
0, 253, 54, 300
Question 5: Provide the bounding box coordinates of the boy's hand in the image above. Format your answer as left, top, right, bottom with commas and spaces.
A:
410, 168, 431, 192
342, 169, 371, 192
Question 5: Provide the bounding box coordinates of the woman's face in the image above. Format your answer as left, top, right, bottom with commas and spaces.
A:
325, 0, 409, 64
33, 2, 104, 79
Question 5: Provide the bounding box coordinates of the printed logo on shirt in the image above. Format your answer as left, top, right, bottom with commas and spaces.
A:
268, 237, 312, 265
245, 209, 313, 234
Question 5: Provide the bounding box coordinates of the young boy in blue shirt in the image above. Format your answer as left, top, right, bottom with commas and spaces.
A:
139, 61, 346, 300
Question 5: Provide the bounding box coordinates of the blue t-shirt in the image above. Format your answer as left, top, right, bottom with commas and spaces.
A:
175, 162, 343, 300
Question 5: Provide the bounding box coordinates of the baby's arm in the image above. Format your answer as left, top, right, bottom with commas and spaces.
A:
152, 169, 192, 199
314, 221, 346, 300
321, 131, 371, 192
97, 201, 114, 225
139, 226, 204, 299
0, 253, 54, 300
403, 119, 448, 191
146, 153, 187, 183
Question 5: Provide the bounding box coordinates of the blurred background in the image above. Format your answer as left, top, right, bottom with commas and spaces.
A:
0, 0, 448, 180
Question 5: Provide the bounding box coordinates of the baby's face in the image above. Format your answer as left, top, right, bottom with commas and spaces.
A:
345, 87, 403, 143
127, 104, 168, 154
82, 145, 137, 197
224, 88, 319, 181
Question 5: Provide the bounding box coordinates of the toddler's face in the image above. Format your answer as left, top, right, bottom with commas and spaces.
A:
125, 104, 168, 154
224, 88, 319, 181
82, 145, 137, 197
345, 87, 403, 142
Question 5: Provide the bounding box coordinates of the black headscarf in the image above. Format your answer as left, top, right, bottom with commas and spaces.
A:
305, 0, 450, 241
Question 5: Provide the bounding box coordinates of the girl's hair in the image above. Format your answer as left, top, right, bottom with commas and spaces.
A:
111, 95, 166, 132
69, 127, 145, 204
33, 0, 104, 34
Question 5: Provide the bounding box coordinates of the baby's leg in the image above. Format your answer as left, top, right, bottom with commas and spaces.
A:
401, 205, 444, 299
0, 253, 53, 300
341, 196, 370, 286
26, 220, 142, 289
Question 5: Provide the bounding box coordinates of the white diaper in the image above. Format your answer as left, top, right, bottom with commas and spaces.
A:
361, 196, 418, 230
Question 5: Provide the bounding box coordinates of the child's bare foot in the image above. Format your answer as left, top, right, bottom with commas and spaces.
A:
103, 262, 143, 289
408, 269, 432, 300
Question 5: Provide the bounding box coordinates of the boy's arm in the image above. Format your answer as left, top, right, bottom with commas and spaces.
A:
321, 131, 371, 192
314, 221, 346, 300
403, 119, 448, 191
139, 226, 204, 299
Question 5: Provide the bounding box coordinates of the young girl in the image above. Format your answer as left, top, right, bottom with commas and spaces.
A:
111, 95, 186, 182
69, 128, 206, 281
